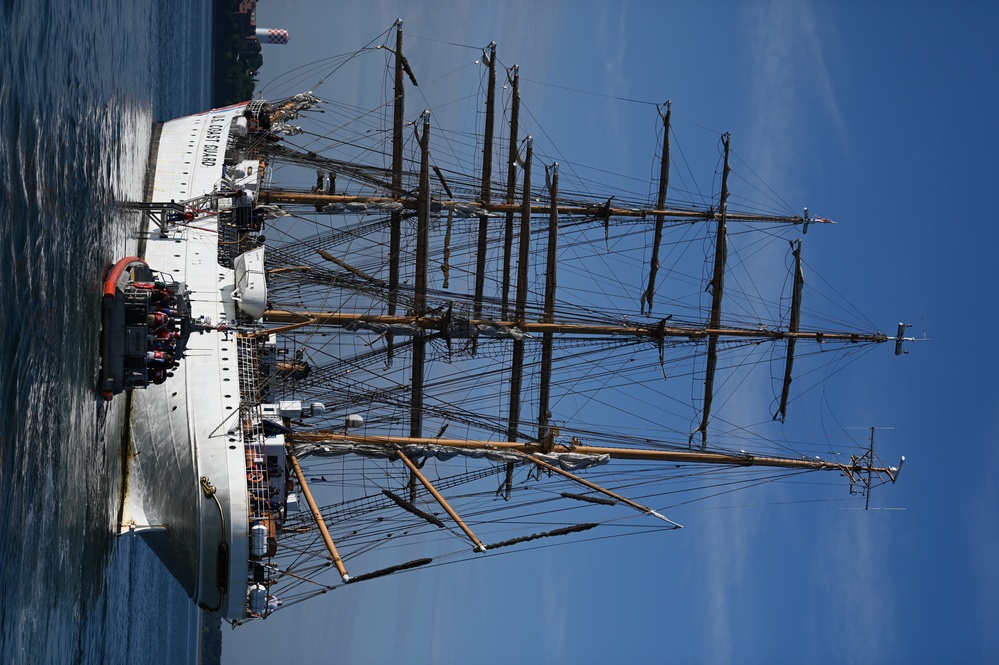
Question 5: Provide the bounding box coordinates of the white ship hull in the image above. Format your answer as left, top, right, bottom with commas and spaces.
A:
125, 105, 255, 620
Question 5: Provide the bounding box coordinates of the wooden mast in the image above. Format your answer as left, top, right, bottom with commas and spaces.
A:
262, 189, 806, 225
517, 450, 681, 527
387, 20, 406, 366
500, 65, 520, 319
242, 25, 914, 601
507, 137, 533, 443
288, 431, 903, 484
473, 43, 497, 325
410, 111, 431, 439
643, 101, 670, 315
286, 445, 351, 581
395, 449, 487, 552
693, 133, 731, 449
260, 309, 890, 345
775, 239, 804, 422
538, 162, 558, 448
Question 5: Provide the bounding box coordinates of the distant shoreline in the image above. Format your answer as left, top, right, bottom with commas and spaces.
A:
199, 610, 223, 664
210, 0, 262, 108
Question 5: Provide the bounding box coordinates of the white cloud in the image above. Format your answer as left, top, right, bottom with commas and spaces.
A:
541, 553, 569, 661
962, 422, 999, 656
743, 0, 849, 197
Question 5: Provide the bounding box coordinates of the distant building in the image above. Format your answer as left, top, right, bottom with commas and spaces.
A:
237, 0, 257, 33
237, 0, 259, 59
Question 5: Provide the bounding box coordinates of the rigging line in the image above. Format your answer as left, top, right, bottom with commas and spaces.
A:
726, 229, 801, 325
406, 33, 484, 51
282, 217, 367, 353
779, 344, 875, 417
256, 54, 355, 98
319, 24, 396, 91
729, 149, 797, 216
515, 99, 593, 204
543, 338, 642, 439
516, 76, 660, 107
799, 257, 880, 333
673, 493, 864, 514
662, 469, 813, 510
669, 123, 710, 211
727, 172, 795, 219
604, 471, 794, 510
404, 65, 480, 179
816, 343, 882, 442
262, 21, 394, 98
376, 522, 677, 575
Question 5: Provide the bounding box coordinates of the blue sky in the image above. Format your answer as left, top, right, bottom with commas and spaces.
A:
222, 1, 999, 663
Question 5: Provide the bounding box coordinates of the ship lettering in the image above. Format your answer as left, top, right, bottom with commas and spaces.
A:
199, 114, 229, 166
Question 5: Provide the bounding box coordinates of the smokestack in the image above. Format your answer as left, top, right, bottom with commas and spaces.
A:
255, 28, 289, 45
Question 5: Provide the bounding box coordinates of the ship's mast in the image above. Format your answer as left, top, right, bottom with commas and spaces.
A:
254, 41, 896, 484
227, 24, 915, 615
693, 133, 731, 449
643, 101, 671, 315
289, 431, 903, 490
537, 162, 559, 447
260, 188, 807, 226
387, 20, 407, 366
261, 309, 890, 345
410, 111, 431, 439
775, 239, 804, 422
500, 64, 521, 497
507, 136, 533, 443
501, 65, 521, 319
473, 43, 497, 324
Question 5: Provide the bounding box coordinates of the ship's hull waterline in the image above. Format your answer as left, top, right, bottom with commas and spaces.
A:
123, 105, 253, 620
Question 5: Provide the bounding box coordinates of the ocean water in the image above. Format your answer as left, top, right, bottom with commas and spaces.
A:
0, 1, 212, 662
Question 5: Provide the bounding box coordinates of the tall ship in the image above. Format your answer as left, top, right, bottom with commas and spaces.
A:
113, 21, 911, 623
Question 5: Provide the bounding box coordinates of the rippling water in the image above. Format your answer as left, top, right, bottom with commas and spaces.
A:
0, 1, 211, 662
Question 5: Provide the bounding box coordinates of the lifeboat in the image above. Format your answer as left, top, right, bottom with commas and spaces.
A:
98, 257, 192, 400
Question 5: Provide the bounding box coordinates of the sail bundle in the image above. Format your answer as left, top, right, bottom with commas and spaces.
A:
296, 439, 610, 471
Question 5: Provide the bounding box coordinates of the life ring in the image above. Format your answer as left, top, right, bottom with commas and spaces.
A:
248, 470, 264, 483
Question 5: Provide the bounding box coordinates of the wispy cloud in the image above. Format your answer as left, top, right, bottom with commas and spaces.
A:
697, 507, 750, 663
541, 553, 569, 661
743, 0, 849, 197
962, 420, 999, 656
810, 512, 894, 663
